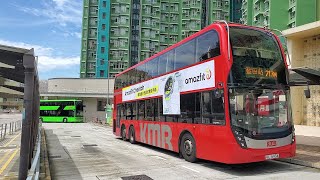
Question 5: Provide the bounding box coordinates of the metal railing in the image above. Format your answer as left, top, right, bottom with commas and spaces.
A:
0, 120, 22, 141
27, 124, 41, 180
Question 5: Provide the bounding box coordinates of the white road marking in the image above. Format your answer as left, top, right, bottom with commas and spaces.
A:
182, 165, 200, 173
154, 156, 167, 160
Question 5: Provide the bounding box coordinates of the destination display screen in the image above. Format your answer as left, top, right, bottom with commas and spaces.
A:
245, 67, 278, 79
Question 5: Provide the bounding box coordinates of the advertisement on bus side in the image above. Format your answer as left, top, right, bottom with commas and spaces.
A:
122, 60, 215, 114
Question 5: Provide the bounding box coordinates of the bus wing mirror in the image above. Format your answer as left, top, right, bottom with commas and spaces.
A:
304, 89, 311, 99
304, 83, 311, 98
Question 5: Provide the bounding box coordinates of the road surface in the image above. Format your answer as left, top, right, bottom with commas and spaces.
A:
43, 123, 320, 180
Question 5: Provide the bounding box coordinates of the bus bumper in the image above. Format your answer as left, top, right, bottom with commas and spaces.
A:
225, 142, 296, 164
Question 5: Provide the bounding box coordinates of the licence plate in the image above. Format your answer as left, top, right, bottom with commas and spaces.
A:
265, 154, 279, 160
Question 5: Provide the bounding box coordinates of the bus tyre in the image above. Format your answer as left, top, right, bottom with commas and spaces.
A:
121, 125, 127, 141
180, 133, 197, 163
129, 126, 136, 144
63, 118, 68, 123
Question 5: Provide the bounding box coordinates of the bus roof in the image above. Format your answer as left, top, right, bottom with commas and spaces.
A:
115, 22, 275, 77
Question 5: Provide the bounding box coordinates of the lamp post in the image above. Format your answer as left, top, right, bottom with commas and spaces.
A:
97, 57, 112, 125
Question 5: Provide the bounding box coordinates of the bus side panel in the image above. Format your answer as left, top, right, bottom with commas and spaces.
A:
120, 120, 181, 152
194, 125, 236, 163
41, 117, 64, 123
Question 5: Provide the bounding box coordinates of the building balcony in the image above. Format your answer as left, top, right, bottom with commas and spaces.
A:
254, 9, 264, 17
254, 0, 262, 4
288, 17, 296, 25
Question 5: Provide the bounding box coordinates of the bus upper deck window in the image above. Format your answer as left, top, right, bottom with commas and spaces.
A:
196, 30, 220, 61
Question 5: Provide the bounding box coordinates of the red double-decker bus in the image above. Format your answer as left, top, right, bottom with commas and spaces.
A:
113, 22, 295, 164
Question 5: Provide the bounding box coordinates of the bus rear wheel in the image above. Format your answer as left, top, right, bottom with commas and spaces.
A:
121, 125, 127, 141
180, 133, 197, 163
129, 126, 136, 144
63, 118, 68, 123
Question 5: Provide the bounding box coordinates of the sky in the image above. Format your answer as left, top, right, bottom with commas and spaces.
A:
0, 0, 83, 80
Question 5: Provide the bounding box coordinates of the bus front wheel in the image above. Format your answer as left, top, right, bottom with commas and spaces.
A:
129, 126, 136, 144
180, 133, 197, 163
63, 118, 68, 123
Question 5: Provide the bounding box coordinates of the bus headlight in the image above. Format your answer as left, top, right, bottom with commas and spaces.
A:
232, 128, 247, 149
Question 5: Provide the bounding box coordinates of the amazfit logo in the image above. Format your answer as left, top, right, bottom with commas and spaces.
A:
184, 68, 212, 84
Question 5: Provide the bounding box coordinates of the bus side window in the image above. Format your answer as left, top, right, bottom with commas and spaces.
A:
154, 99, 159, 121
158, 53, 167, 75
175, 39, 196, 70
150, 58, 159, 77
121, 104, 126, 120
137, 100, 145, 120
137, 63, 146, 81
126, 103, 133, 120
196, 30, 220, 62
180, 93, 195, 124
158, 98, 166, 122
166, 50, 175, 73
146, 99, 155, 121
201, 90, 225, 125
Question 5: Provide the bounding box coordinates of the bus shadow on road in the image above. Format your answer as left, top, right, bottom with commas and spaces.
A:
120, 139, 304, 176
197, 159, 305, 176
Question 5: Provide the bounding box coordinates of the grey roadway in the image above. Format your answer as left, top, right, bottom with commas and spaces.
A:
43, 123, 320, 180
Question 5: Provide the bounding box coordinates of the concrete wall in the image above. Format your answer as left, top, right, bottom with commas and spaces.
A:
284, 21, 320, 127
42, 78, 115, 123
48, 78, 114, 94
82, 97, 106, 123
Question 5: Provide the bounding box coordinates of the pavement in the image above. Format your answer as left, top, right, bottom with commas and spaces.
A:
0, 131, 21, 179
0, 113, 22, 124
0, 113, 22, 179
277, 125, 320, 169
42, 123, 320, 180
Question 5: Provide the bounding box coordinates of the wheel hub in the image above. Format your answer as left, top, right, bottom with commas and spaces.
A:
184, 140, 193, 155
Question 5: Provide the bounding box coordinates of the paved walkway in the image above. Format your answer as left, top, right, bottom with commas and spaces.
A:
0, 132, 21, 179
0, 113, 22, 179
279, 125, 320, 169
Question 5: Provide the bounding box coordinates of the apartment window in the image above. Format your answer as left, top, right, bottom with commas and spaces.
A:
101, 47, 105, 53
102, 12, 106, 19
102, 1, 106, 8
100, 59, 105, 65
102, 24, 106, 30
101, 35, 106, 42
100, 70, 105, 77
